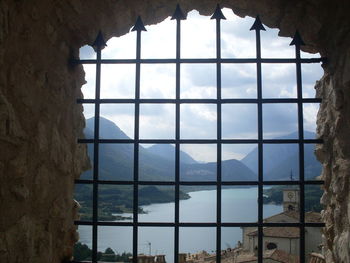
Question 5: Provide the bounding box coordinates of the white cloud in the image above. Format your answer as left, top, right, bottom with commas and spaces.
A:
80, 8, 323, 159
303, 103, 319, 135
141, 64, 176, 99
181, 144, 217, 163
140, 104, 175, 139
222, 104, 258, 139
180, 104, 217, 139
181, 10, 216, 58
222, 144, 257, 161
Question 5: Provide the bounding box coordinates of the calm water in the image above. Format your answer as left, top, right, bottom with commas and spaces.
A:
78, 188, 282, 262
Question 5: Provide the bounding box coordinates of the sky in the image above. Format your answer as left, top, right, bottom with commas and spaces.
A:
79, 8, 323, 162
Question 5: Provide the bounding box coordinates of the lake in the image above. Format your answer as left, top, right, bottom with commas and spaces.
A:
78, 187, 282, 262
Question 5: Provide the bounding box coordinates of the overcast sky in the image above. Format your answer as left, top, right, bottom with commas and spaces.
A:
80, 8, 323, 162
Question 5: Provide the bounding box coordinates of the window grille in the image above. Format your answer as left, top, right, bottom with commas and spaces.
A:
72, 4, 326, 263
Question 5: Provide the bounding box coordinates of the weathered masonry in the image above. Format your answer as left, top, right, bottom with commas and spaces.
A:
0, 1, 349, 263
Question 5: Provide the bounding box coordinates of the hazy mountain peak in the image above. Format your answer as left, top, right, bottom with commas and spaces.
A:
241, 131, 321, 180
85, 116, 130, 140
147, 144, 198, 164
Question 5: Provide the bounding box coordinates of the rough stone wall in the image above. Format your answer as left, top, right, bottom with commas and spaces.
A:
0, 0, 349, 262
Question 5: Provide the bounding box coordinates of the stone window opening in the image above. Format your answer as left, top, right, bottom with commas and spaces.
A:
72, 4, 326, 260
9, 2, 350, 263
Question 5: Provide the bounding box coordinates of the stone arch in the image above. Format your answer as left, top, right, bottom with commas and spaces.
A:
1, 1, 350, 263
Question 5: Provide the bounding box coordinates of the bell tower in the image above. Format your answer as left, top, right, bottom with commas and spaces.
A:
283, 188, 300, 212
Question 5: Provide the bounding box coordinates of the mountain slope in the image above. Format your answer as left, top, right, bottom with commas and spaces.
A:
85, 117, 130, 139
147, 144, 198, 164
180, 159, 256, 181
241, 131, 322, 180
82, 117, 255, 182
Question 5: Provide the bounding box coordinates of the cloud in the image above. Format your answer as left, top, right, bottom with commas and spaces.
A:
180, 104, 217, 139
101, 64, 136, 99
263, 103, 298, 138
303, 103, 319, 135
181, 144, 217, 163
80, 45, 95, 59
80, 8, 323, 159
141, 64, 176, 99
222, 144, 257, 161
222, 104, 258, 139
140, 104, 175, 139
181, 10, 216, 58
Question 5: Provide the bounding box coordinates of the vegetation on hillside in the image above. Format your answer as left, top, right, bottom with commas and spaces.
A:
75, 185, 190, 221
74, 243, 131, 262
263, 184, 323, 212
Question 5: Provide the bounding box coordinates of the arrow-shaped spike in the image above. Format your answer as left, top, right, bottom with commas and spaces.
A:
131, 16, 147, 32
92, 31, 107, 49
250, 15, 266, 31
171, 4, 186, 20
290, 30, 305, 46
210, 4, 226, 20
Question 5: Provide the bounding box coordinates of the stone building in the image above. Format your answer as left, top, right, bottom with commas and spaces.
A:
1, 1, 350, 263
242, 189, 322, 261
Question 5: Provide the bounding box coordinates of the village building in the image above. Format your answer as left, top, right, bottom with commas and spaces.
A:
183, 188, 322, 263
241, 188, 322, 260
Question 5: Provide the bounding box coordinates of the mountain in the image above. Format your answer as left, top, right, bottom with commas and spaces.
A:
180, 159, 256, 181
147, 144, 198, 164
85, 117, 129, 139
241, 131, 322, 180
82, 117, 255, 182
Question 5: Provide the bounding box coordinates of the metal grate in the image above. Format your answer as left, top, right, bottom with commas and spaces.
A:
72, 4, 326, 263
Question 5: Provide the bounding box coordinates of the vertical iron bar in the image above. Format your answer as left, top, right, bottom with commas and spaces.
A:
92, 44, 102, 263
133, 28, 142, 263
295, 40, 305, 263
255, 26, 264, 263
174, 15, 181, 263
215, 15, 222, 263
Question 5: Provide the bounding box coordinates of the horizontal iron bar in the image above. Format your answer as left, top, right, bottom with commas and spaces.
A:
74, 221, 325, 227
75, 179, 324, 185
72, 57, 325, 65
78, 138, 323, 144
77, 98, 322, 104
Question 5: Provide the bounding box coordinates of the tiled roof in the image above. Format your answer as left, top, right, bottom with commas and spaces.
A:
263, 210, 322, 223
263, 210, 299, 223
305, 212, 322, 223
235, 249, 300, 263
247, 226, 300, 238
265, 249, 299, 263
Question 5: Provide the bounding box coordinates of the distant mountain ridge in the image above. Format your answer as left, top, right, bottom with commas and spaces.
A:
147, 144, 198, 164
83, 117, 321, 182
85, 117, 130, 140
82, 117, 256, 181
77, 117, 322, 220
241, 131, 321, 180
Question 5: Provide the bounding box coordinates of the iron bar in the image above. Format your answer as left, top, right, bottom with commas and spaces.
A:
292, 31, 306, 263
72, 57, 326, 65
250, 15, 265, 263
78, 138, 324, 144
171, 4, 185, 263
75, 179, 324, 186
78, 98, 322, 104
91, 35, 104, 263
211, 5, 225, 263
73, 9, 326, 263
74, 221, 325, 228
132, 17, 145, 263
